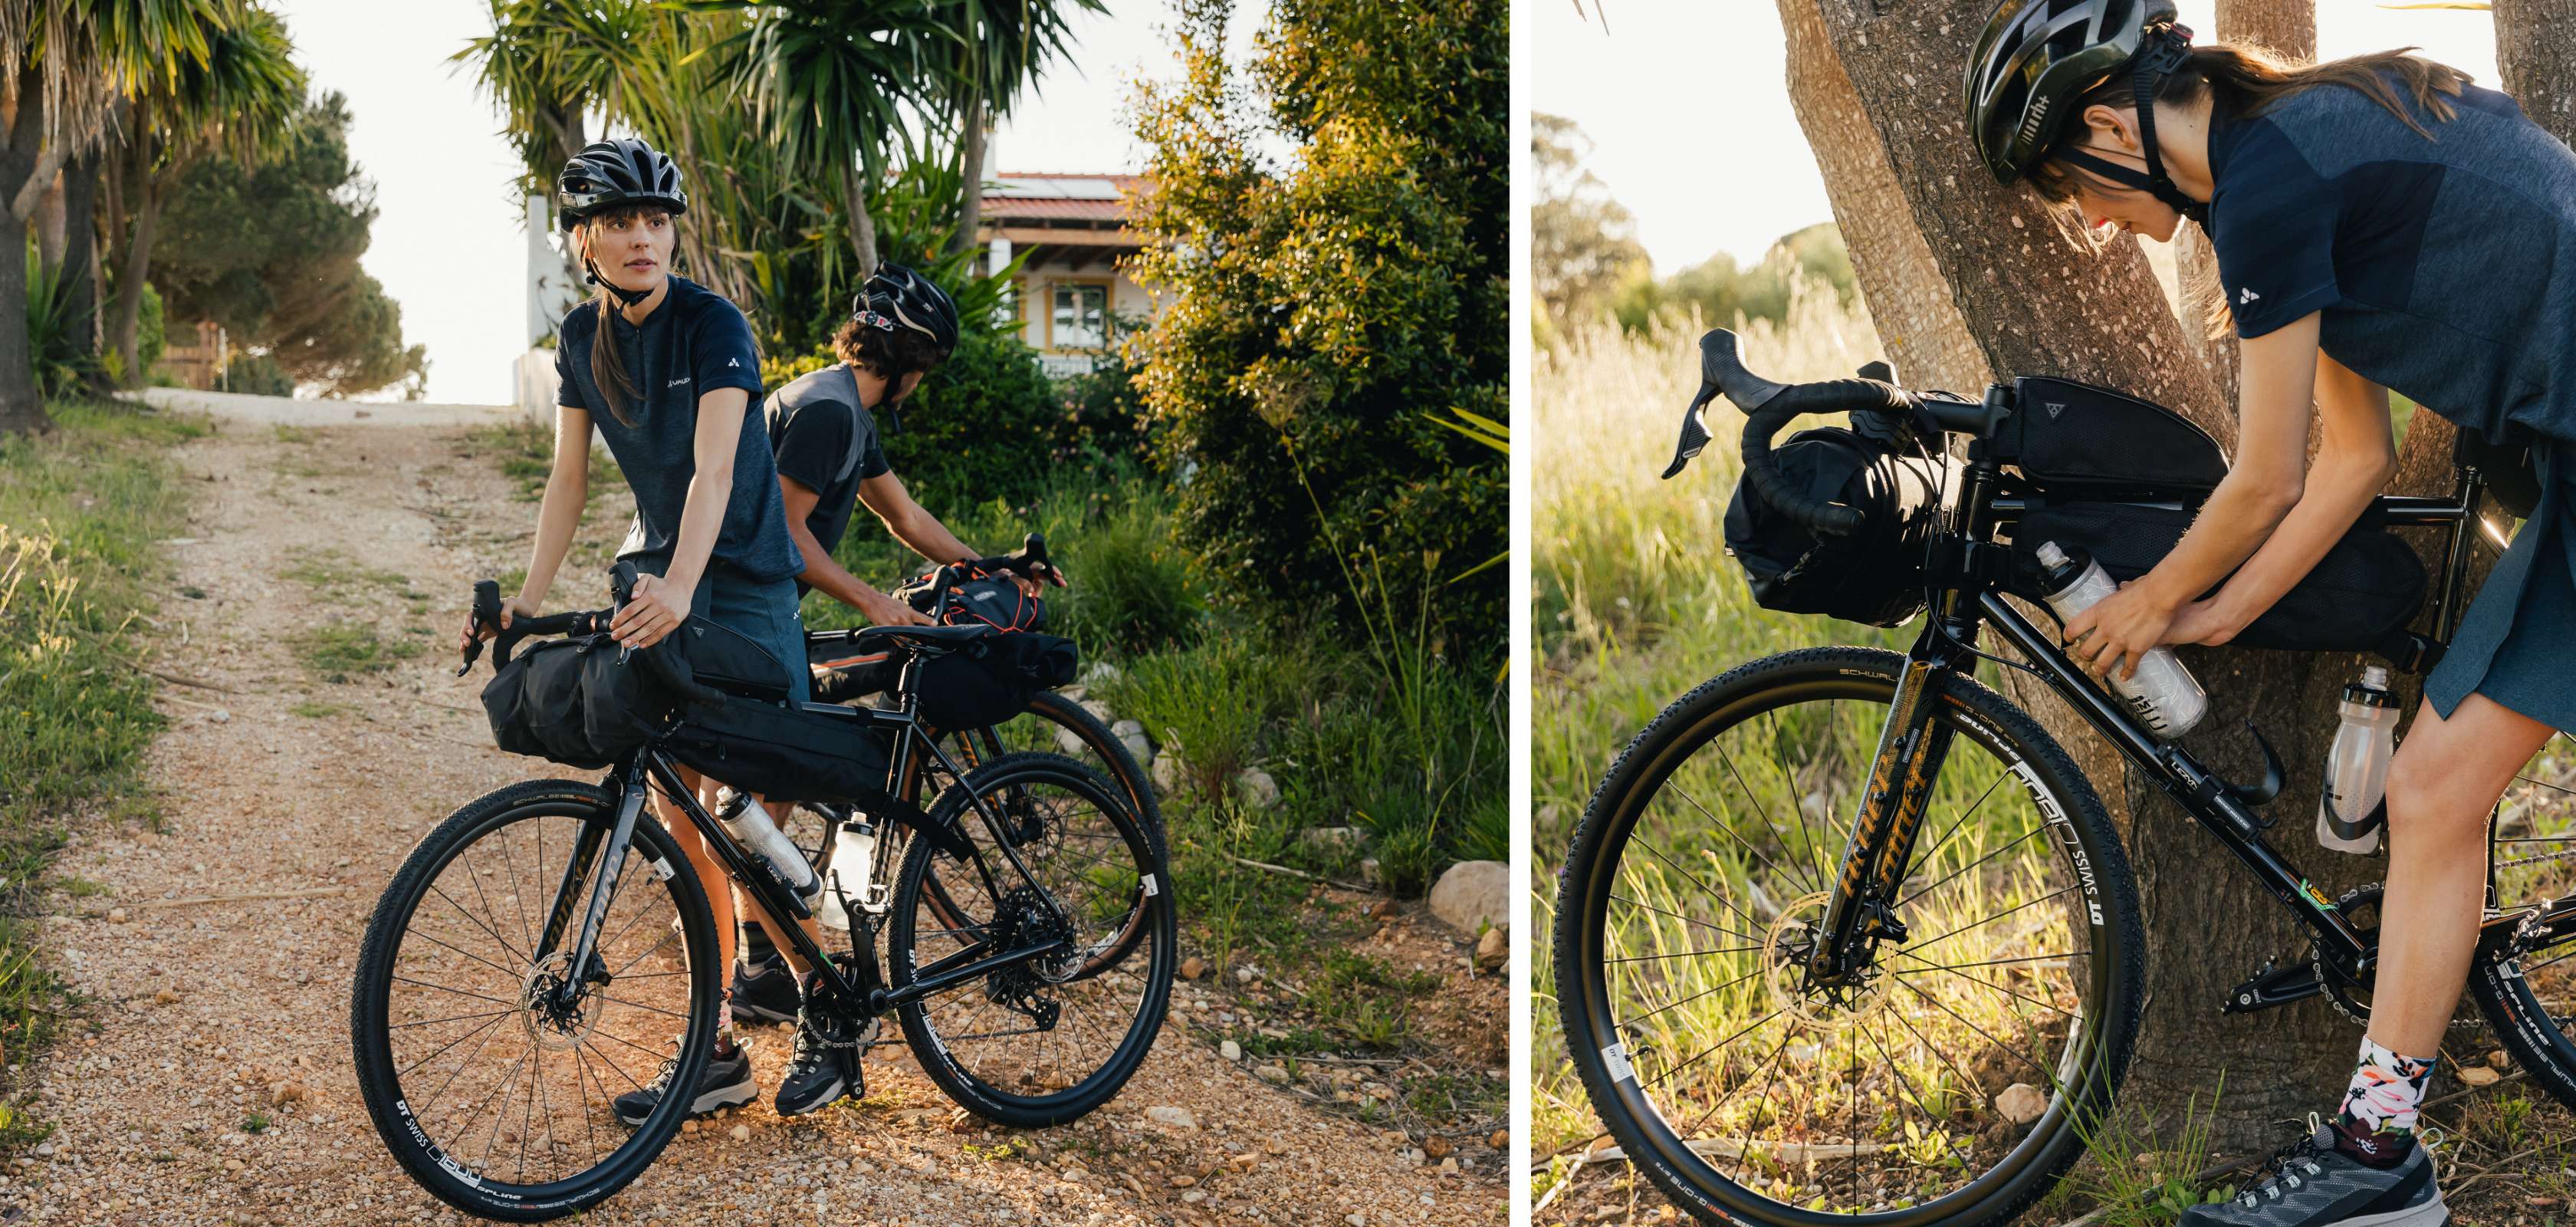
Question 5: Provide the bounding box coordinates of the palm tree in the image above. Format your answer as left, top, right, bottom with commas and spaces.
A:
926, 0, 1103, 261
101, 2, 304, 383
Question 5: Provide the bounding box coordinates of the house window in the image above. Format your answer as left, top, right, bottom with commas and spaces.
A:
1051, 283, 1109, 349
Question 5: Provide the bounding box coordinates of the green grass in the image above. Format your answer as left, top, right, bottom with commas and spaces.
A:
0, 396, 201, 1157
281, 546, 428, 604
293, 620, 424, 683
465, 417, 625, 504
289, 699, 349, 719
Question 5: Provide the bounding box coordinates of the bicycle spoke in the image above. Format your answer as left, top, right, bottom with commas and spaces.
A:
1638, 1005, 1786, 1094
1889, 950, 2087, 975
1697, 751, 1820, 896
1607, 893, 1762, 945
397, 1012, 512, 1078
1901, 771, 2011, 892
429, 883, 531, 969
1895, 976, 2058, 1087
1894, 824, 2044, 913
393, 975, 521, 1008
1634, 836, 1770, 938
1904, 884, 2079, 952
1861, 1021, 1977, 1176
1602, 945, 1764, 965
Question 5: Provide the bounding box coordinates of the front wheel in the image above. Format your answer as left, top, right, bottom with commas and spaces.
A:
350, 778, 721, 1221
888, 752, 1175, 1127
1552, 646, 2146, 1225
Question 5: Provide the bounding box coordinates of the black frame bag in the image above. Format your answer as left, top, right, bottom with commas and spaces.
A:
663, 698, 893, 804
1978, 375, 2230, 495
1723, 426, 1944, 628
481, 635, 669, 768
2009, 501, 2428, 652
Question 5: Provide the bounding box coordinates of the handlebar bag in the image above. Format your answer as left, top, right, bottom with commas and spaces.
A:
1980, 376, 2230, 495
2008, 501, 2427, 651
481, 635, 669, 768
663, 697, 895, 804
892, 562, 1046, 631
1723, 426, 1944, 628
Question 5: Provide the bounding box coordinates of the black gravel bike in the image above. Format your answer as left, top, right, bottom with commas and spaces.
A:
1552, 330, 2576, 1225
351, 564, 1173, 1221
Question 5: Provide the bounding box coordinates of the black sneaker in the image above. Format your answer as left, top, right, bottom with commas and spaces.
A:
612, 1041, 756, 1126
774, 985, 879, 1117
2179, 1115, 2446, 1226
731, 956, 800, 1025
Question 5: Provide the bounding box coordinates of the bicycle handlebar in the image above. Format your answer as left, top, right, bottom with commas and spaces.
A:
455, 562, 728, 708
1663, 327, 1996, 539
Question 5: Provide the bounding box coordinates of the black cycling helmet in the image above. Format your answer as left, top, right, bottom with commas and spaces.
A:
555, 137, 688, 232
853, 263, 961, 360
1966, 0, 2205, 223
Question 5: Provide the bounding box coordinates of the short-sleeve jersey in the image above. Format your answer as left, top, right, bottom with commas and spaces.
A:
554, 276, 803, 584
2204, 73, 2576, 449
764, 363, 891, 589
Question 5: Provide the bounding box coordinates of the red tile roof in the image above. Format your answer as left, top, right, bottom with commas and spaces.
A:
981, 173, 1146, 223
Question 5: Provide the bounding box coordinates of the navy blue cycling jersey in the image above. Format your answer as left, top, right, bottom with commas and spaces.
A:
2205, 72, 2576, 450
554, 276, 803, 584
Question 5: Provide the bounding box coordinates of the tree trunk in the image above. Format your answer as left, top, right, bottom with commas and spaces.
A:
1776, 0, 1985, 393
2492, 0, 2576, 137
57, 148, 97, 367
1808, 0, 2365, 1152
954, 88, 988, 261
0, 61, 53, 434
107, 170, 159, 387
33, 166, 61, 272
843, 158, 880, 274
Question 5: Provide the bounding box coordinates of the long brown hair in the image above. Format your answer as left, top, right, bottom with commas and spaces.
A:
2030, 43, 2471, 337
574, 202, 672, 427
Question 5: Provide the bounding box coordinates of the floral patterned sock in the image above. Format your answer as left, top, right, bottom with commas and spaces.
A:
2332, 1036, 2433, 1168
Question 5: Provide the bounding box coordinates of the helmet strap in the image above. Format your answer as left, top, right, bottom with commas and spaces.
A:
2055, 25, 2207, 227
583, 258, 655, 310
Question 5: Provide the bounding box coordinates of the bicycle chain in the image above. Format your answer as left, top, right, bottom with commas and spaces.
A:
2312, 884, 2486, 1031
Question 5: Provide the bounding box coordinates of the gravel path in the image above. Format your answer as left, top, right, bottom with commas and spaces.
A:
14, 406, 1503, 1225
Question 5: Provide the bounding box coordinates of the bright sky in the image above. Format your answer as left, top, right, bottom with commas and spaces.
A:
1523, 0, 2504, 275
271, 0, 1192, 405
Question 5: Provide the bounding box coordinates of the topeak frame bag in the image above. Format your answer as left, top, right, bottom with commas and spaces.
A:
481, 634, 669, 768
1723, 426, 1945, 628
1978, 376, 2230, 495
669, 617, 794, 702
662, 696, 894, 804
2009, 501, 2428, 652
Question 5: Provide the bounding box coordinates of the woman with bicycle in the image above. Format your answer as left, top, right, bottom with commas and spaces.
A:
462, 137, 859, 1125
1972, 3, 2576, 1223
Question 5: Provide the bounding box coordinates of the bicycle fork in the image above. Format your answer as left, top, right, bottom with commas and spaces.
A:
1808, 656, 1963, 986
534, 763, 652, 1017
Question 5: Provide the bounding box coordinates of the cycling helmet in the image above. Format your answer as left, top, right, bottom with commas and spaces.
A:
853, 264, 961, 360
556, 137, 688, 230
1966, 0, 2205, 224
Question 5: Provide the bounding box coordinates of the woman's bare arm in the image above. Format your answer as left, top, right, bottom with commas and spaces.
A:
518, 404, 593, 613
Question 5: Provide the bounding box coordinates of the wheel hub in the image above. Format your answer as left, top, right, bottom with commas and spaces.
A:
520, 950, 606, 1051
1764, 890, 1894, 1030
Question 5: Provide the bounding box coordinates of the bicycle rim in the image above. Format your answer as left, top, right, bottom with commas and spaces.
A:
2473, 729, 2576, 1104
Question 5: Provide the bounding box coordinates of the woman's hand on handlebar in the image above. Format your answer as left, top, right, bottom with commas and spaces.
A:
610, 572, 688, 649
460, 594, 537, 656
859, 587, 932, 628
1007, 561, 1067, 597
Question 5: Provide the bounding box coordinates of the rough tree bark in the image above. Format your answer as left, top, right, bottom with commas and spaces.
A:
0, 62, 56, 434
57, 149, 97, 367
955, 88, 989, 262
842, 160, 881, 275
1776, 0, 1986, 393
1802, 0, 2392, 1151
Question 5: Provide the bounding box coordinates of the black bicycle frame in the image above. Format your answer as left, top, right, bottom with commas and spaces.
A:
1814, 447, 2576, 1004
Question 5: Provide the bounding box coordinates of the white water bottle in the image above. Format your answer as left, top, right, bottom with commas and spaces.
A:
2317, 666, 2400, 855
812, 820, 882, 932
2034, 542, 2210, 739
715, 788, 821, 900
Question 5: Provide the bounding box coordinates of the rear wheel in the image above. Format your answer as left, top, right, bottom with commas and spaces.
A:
888, 752, 1174, 1127
2469, 729, 2576, 1111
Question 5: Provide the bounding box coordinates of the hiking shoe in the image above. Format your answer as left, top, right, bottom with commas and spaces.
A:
613, 1041, 755, 1127
731, 956, 800, 1025
775, 998, 879, 1117
2179, 1115, 2446, 1226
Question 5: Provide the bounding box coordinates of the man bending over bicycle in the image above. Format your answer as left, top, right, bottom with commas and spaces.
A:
727, 263, 1066, 1023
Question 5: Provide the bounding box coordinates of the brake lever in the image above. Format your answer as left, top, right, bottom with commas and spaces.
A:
459, 579, 501, 676
1663, 329, 1793, 480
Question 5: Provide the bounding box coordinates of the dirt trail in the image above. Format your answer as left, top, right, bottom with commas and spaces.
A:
15, 407, 1503, 1225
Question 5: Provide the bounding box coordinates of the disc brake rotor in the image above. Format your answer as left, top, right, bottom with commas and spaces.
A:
1763, 890, 1894, 1031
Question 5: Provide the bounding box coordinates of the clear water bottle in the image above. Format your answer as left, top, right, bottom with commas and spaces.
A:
813, 820, 882, 932
714, 788, 821, 900
2035, 541, 2210, 739
2317, 666, 2400, 854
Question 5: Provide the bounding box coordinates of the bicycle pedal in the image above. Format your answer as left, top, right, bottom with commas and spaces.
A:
2222, 957, 2321, 1015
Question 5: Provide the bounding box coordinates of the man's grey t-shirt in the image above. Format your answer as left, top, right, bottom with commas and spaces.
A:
2205, 73, 2576, 450
764, 363, 892, 592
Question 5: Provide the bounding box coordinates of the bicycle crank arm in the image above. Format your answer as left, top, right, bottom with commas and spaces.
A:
2221, 958, 2324, 1015
876, 936, 1073, 1012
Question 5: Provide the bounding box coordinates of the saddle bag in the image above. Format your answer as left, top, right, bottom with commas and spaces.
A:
915, 633, 1079, 731
1723, 425, 1944, 628
1978, 376, 2230, 495
481, 635, 669, 768
662, 697, 895, 804
2009, 501, 2428, 652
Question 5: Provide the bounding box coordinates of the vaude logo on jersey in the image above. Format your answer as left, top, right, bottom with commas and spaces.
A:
2238, 286, 2262, 305
727, 357, 741, 368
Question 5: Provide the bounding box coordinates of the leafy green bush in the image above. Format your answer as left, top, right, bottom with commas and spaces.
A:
1053, 495, 1201, 656
225, 353, 294, 397
1102, 633, 1299, 804
137, 282, 166, 373
1129, 0, 1506, 673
